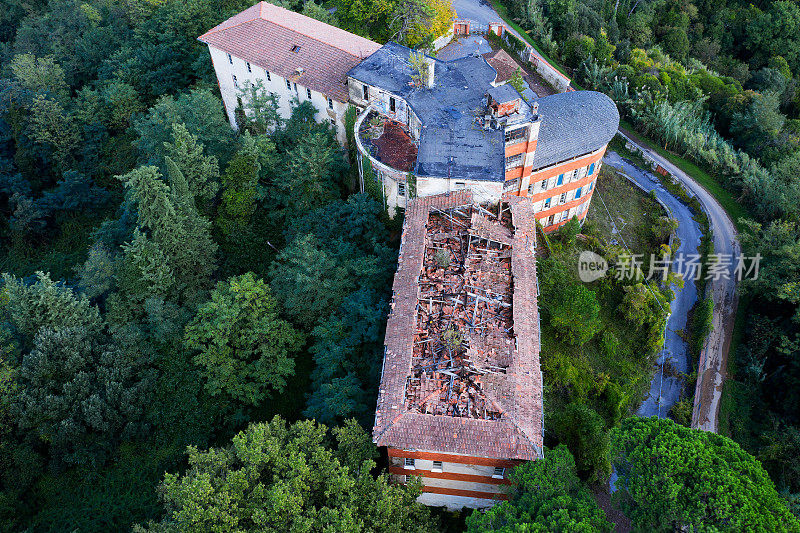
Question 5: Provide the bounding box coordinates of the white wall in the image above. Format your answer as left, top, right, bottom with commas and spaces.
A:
207, 45, 349, 144
416, 177, 502, 205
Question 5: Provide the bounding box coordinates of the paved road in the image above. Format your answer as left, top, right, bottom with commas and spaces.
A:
603, 151, 702, 419
450, 0, 554, 71
617, 131, 740, 432
452, 0, 740, 431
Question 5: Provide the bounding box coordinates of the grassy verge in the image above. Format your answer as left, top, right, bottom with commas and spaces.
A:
716, 292, 751, 437
619, 120, 748, 231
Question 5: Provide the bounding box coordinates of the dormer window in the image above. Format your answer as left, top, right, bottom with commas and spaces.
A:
291, 44, 301, 53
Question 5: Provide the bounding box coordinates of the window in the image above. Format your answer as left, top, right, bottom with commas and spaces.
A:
227, 53, 233, 64
504, 177, 520, 191
504, 126, 527, 143
561, 210, 569, 222
575, 187, 582, 199
362, 84, 369, 100
389, 96, 396, 113
290, 44, 301, 53
246, 62, 251, 73
404, 458, 415, 469
266, 70, 271, 81
286, 79, 292, 90
329, 118, 336, 127
556, 173, 564, 186
293, 82, 298, 92
588, 181, 594, 191
559, 192, 567, 205
570, 169, 579, 182
398, 181, 406, 196
432, 461, 443, 473
577, 166, 587, 179
455, 181, 466, 189
588, 162, 595, 175
306, 88, 312, 99
232, 74, 239, 88
328, 97, 334, 109
540, 179, 548, 190
505, 153, 523, 168
543, 197, 551, 209
547, 214, 555, 226
492, 467, 506, 479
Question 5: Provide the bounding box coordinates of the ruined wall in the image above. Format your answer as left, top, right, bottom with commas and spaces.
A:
527, 50, 571, 93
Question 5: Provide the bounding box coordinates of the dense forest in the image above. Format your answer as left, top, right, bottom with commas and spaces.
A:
0, 0, 798, 530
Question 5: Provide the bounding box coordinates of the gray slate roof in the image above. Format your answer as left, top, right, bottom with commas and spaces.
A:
531, 90, 620, 171
488, 83, 522, 104
348, 42, 620, 181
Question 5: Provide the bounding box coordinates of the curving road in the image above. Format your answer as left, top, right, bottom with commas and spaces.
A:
616, 131, 739, 432
450, 0, 740, 432
602, 151, 702, 419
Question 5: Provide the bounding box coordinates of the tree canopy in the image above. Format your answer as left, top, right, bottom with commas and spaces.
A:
611, 417, 800, 531
466, 445, 613, 532
136, 417, 438, 533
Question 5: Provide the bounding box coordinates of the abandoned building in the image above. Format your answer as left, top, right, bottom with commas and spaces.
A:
348, 42, 619, 231
198, 1, 380, 144
201, 2, 620, 233
374, 190, 543, 509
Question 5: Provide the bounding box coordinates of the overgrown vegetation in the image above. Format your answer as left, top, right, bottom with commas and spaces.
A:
537, 175, 673, 483
0, 0, 797, 528
491, 0, 800, 512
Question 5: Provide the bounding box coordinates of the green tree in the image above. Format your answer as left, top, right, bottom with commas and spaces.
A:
136, 416, 438, 532
163, 123, 220, 209
550, 284, 602, 346
115, 165, 217, 306
268, 234, 365, 328
29, 94, 80, 169
13, 326, 155, 468
133, 88, 235, 167
271, 131, 344, 220
466, 445, 612, 532
184, 273, 303, 406
508, 68, 527, 100
618, 283, 668, 353
9, 53, 69, 100
2, 271, 102, 342
611, 417, 800, 531
216, 137, 261, 236
552, 403, 611, 482
237, 80, 282, 134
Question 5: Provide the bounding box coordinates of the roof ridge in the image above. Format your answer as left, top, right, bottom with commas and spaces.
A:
198, 3, 262, 39
257, 2, 377, 58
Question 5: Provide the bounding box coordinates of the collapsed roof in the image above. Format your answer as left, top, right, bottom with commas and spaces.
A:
373, 191, 543, 460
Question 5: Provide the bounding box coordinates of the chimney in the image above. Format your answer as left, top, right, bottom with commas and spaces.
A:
424, 57, 435, 88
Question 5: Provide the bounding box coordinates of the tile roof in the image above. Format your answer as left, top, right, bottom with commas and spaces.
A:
198, 2, 380, 102
373, 192, 544, 461
482, 49, 521, 84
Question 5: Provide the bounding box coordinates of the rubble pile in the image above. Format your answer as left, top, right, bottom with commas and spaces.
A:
406, 205, 515, 419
